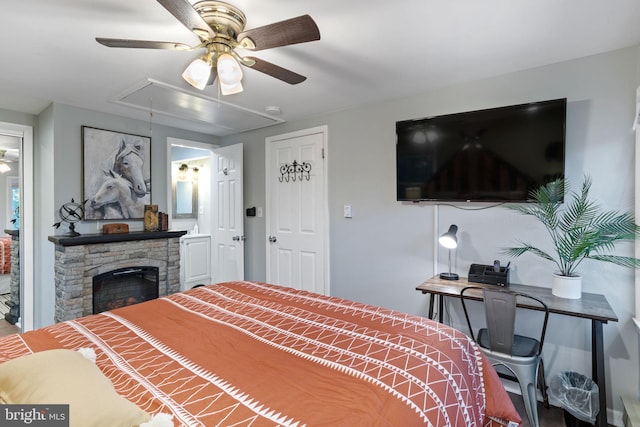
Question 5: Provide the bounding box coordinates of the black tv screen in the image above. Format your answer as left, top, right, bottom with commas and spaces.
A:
396, 98, 566, 202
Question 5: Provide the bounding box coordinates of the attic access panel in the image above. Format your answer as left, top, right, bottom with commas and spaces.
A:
112, 79, 284, 136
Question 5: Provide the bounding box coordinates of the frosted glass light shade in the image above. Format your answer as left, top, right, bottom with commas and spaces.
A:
217, 53, 243, 95
182, 58, 212, 90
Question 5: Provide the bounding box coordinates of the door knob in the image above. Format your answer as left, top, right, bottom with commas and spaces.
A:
268, 236, 277, 243
232, 235, 246, 242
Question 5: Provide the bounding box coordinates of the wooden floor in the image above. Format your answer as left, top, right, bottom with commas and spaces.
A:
509, 392, 565, 427
0, 293, 19, 336
509, 391, 611, 427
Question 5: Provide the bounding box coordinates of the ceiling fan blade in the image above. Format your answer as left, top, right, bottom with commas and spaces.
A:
245, 57, 306, 85
156, 0, 216, 40
239, 15, 320, 51
96, 38, 192, 50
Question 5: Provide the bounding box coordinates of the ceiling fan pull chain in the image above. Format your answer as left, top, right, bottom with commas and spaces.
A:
149, 95, 153, 138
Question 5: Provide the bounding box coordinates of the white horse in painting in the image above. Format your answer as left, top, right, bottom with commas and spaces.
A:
89, 169, 145, 219
111, 139, 148, 198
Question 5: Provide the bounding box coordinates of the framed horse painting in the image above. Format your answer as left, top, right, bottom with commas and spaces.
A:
82, 126, 151, 220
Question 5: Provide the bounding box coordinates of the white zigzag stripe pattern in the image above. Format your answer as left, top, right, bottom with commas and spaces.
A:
0, 281, 498, 427
50, 312, 304, 427
163, 282, 488, 426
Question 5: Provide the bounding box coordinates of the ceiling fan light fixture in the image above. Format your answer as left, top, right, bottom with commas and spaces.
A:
220, 80, 243, 95
182, 56, 213, 90
217, 53, 243, 95
98, 1, 321, 91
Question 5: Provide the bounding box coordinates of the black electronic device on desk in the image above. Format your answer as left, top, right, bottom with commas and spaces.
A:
468, 260, 510, 286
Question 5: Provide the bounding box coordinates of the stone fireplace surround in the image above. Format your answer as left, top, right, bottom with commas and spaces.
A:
49, 230, 186, 322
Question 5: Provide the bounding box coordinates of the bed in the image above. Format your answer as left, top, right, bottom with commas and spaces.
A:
0, 281, 521, 426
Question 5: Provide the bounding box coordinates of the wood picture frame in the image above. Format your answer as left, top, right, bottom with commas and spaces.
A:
82, 126, 151, 220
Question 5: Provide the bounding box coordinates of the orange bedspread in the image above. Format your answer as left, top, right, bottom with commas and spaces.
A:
0, 281, 521, 426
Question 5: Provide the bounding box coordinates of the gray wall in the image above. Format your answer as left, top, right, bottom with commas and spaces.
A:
223, 46, 640, 422
7, 103, 220, 327
1, 44, 639, 422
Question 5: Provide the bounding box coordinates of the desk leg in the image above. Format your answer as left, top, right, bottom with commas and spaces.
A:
592, 319, 607, 427
428, 294, 435, 319
425, 294, 446, 324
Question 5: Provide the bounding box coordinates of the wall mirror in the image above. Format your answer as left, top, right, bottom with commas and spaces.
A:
172, 163, 198, 219
0, 135, 20, 332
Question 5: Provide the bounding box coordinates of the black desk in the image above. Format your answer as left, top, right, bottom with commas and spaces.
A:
416, 276, 618, 427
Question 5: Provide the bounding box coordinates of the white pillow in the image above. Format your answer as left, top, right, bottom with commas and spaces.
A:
0, 349, 154, 427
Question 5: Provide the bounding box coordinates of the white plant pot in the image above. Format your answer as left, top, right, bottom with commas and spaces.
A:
552, 273, 582, 299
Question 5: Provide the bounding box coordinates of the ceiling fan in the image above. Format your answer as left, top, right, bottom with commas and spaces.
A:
96, 0, 321, 95
0, 150, 17, 174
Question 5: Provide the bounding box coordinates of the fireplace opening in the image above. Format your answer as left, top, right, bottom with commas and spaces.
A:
93, 266, 159, 314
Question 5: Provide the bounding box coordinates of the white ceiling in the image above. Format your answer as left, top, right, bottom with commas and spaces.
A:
1, 0, 640, 136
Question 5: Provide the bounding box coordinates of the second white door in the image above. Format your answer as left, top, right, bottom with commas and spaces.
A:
266, 126, 328, 295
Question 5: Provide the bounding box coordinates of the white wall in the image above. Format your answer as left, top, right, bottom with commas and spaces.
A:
223, 45, 640, 423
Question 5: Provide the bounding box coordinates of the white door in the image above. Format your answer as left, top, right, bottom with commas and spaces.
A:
213, 143, 244, 282
266, 126, 328, 294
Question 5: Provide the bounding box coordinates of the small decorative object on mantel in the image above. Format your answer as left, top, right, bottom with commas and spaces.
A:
53, 198, 87, 237
102, 223, 129, 234
144, 204, 159, 232
159, 212, 169, 231
502, 176, 640, 299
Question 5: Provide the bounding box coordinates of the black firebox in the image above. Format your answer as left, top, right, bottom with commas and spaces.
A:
92, 266, 159, 314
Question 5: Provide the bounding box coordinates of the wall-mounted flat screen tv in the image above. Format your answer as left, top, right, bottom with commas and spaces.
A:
396, 98, 566, 202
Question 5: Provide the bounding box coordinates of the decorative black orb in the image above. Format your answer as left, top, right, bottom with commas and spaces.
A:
54, 198, 86, 237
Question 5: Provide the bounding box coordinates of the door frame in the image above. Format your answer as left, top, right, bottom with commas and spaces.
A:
0, 121, 33, 331
265, 125, 330, 294
166, 137, 219, 227
167, 137, 217, 286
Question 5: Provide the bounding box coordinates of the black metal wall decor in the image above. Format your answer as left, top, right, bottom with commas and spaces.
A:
53, 198, 87, 237
279, 160, 311, 182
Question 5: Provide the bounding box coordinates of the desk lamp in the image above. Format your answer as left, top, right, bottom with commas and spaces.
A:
439, 224, 459, 280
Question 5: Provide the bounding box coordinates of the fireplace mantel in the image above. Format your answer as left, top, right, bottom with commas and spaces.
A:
49, 229, 187, 322
48, 230, 186, 247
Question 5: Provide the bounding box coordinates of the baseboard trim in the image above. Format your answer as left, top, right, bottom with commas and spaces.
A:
623, 395, 640, 427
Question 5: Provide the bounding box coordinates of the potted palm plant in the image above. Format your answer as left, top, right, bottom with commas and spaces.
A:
502, 176, 640, 299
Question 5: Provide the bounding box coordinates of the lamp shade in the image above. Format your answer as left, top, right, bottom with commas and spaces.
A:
217, 53, 243, 95
438, 224, 458, 249
182, 57, 212, 90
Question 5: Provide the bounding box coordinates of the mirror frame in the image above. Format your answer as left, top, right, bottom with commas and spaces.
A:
172, 178, 198, 219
